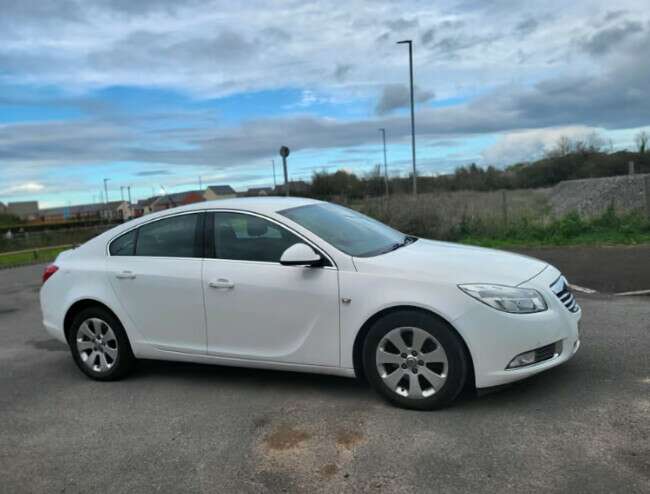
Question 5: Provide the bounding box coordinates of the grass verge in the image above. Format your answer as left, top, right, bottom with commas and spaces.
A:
457, 208, 650, 248
0, 245, 70, 269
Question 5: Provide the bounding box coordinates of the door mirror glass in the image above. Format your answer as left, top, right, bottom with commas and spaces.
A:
280, 243, 323, 266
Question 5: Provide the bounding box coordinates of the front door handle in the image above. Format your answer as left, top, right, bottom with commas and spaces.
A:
115, 271, 136, 280
208, 278, 234, 289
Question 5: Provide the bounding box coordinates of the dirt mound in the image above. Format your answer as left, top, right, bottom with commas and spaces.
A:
550, 174, 649, 217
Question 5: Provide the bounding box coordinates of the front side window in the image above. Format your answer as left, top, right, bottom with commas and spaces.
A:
136, 214, 199, 258
279, 203, 408, 257
109, 229, 136, 256
213, 212, 301, 262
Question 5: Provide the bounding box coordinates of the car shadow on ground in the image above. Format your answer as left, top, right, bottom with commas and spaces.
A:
34, 336, 582, 411
126, 356, 580, 411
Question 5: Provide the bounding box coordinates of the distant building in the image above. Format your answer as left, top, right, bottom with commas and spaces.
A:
245, 187, 273, 197
204, 185, 236, 201
151, 190, 205, 212
132, 197, 158, 217
0, 201, 6, 214
7, 201, 39, 221
38, 201, 131, 222
274, 181, 310, 195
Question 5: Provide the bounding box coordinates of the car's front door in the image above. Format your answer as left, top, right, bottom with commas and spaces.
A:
202, 211, 340, 366
106, 212, 206, 354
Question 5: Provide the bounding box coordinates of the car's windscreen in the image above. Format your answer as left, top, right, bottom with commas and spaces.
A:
279, 203, 412, 257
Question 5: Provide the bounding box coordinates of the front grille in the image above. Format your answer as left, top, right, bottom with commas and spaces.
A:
534, 342, 559, 363
550, 276, 580, 313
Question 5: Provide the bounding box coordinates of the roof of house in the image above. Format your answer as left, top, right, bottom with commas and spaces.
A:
136, 197, 159, 207
275, 180, 310, 192
7, 201, 39, 215
39, 201, 127, 216
153, 190, 204, 207
206, 185, 236, 195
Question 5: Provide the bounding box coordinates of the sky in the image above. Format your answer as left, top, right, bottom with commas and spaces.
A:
1, 0, 649, 208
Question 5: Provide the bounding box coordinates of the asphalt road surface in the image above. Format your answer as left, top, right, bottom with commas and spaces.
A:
1, 264, 648, 493
514, 244, 650, 294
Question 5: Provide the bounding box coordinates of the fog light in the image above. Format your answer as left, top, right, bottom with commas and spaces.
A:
507, 350, 536, 369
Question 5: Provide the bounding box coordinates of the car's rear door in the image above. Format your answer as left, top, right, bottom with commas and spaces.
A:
202, 211, 340, 366
106, 212, 206, 354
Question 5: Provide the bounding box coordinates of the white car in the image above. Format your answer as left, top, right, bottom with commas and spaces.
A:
40, 197, 580, 410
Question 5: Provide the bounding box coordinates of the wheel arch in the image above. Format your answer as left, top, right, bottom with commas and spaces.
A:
351, 305, 475, 388
63, 298, 130, 347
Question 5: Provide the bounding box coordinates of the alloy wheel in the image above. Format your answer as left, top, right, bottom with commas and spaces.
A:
76, 317, 118, 373
376, 326, 448, 399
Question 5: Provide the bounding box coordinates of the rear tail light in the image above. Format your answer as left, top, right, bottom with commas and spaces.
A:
42, 264, 59, 284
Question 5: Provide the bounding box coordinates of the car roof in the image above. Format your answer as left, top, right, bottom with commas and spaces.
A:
169, 196, 322, 215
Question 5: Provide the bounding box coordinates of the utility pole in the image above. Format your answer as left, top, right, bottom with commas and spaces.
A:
103, 178, 110, 222
279, 146, 290, 197
120, 186, 125, 201
272, 159, 277, 190
127, 186, 132, 204
397, 39, 417, 195
379, 128, 389, 196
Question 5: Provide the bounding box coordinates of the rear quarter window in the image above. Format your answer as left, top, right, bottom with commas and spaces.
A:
109, 229, 136, 256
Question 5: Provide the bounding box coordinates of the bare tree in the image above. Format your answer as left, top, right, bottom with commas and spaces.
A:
546, 135, 573, 158
584, 131, 605, 153
635, 130, 648, 153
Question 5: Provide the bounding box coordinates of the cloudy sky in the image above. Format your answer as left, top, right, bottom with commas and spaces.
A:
1, 0, 649, 207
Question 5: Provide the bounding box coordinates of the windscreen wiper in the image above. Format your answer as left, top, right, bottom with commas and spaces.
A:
388, 235, 418, 252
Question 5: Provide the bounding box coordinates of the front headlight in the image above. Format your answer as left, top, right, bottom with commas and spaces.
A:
458, 284, 547, 314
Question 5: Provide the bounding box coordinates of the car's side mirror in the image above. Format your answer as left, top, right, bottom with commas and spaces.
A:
280, 243, 324, 267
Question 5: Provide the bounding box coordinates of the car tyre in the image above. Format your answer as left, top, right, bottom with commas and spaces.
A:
362, 310, 468, 410
67, 306, 135, 381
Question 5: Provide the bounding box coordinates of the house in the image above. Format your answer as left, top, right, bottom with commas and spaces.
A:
245, 187, 273, 197
38, 201, 131, 222
204, 185, 236, 201
132, 197, 158, 217
151, 190, 205, 212
274, 181, 310, 195
7, 201, 39, 221
0, 202, 6, 214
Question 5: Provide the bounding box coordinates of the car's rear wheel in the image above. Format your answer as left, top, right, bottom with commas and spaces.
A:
68, 307, 135, 381
362, 310, 468, 410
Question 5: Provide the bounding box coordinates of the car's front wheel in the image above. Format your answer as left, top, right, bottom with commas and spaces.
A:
362, 310, 469, 410
68, 307, 135, 381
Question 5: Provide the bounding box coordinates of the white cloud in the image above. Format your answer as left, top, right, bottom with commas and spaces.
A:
481, 126, 600, 164
1, 182, 45, 196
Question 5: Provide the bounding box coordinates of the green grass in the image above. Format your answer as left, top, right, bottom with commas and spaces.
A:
0, 246, 70, 269
457, 208, 650, 248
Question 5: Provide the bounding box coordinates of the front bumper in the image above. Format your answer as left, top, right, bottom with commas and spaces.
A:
452, 265, 581, 389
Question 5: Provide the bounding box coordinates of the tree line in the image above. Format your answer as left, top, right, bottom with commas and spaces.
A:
306, 133, 650, 200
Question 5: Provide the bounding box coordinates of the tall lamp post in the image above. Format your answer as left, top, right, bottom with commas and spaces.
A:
271, 159, 277, 190
103, 178, 110, 222
279, 146, 290, 197
397, 39, 417, 195
378, 128, 389, 196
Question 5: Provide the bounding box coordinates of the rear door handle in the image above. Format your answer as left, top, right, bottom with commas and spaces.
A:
208, 278, 234, 289
115, 271, 136, 280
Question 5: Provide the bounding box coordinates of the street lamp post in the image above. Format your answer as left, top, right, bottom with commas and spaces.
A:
103, 178, 110, 222
272, 159, 277, 190
397, 39, 417, 195
379, 128, 389, 196
279, 146, 290, 197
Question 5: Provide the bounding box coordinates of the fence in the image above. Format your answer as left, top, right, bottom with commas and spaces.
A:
0, 224, 110, 253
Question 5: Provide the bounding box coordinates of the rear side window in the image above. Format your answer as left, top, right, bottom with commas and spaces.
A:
136, 214, 200, 258
109, 230, 136, 256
